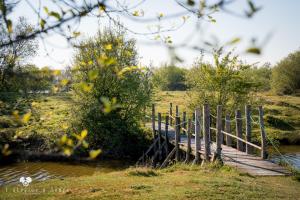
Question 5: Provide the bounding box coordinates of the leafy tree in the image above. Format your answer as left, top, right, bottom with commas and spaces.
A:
71, 27, 152, 158
271, 50, 300, 95
0, 17, 38, 92
240, 62, 272, 92
187, 50, 258, 113
152, 65, 187, 91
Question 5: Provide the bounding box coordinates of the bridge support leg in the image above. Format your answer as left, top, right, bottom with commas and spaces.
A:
235, 110, 244, 152
185, 119, 192, 163
225, 114, 232, 146
193, 108, 201, 164
259, 106, 268, 159
216, 105, 223, 160
203, 104, 211, 161
165, 116, 169, 156
175, 116, 180, 162
245, 105, 252, 154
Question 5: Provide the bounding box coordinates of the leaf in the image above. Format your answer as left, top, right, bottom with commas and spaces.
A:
73, 31, 81, 38
66, 139, 74, 147
43, 6, 49, 14
89, 149, 102, 159
6, 19, 12, 33
22, 112, 31, 124
104, 44, 112, 50
82, 140, 89, 148
60, 134, 68, 144
246, 47, 261, 55
227, 37, 241, 45
2, 144, 12, 156
49, 11, 61, 20
40, 19, 46, 30
63, 148, 72, 157
12, 110, 19, 121
88, 70, 98, 80
60, 79, 69, 86
187, 0, 195, 6
132, 10, 139, 16
53, 70, 61, 76
81, 129, 88, 139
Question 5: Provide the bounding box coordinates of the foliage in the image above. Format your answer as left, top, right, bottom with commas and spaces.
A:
0, 17, 38, 95
241, 62, 272, 92
271, 50, 300, 95
152, 65, 187, 91
71, 27, 152, 158
187, 50, 258, 113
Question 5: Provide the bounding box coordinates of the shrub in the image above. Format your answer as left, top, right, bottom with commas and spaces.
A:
71, 27, 152, 159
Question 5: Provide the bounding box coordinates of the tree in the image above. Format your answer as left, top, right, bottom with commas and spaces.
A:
71, 27, 152, 158
152, 65, 187, 91
187, 50, 258, 113
0, 17, 38, 92
271, 50, 300, 95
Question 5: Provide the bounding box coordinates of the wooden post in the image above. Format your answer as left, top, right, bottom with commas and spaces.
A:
176, 105, 179, 117
182, 111, 187, 134
258, 106, 267, 159
193, 108, 201, 164
151, 104, 156, 139
203, 104, 211, 160
185, 119, 192, 163
235, 110, 243, 151
158, 112, 162, 159
225, 114, 232, 146
175, 116, 181, 162
165, 115, 169, 156
169, 103, 173, 126
216, 105, 223, 160
245, 105, 252, 154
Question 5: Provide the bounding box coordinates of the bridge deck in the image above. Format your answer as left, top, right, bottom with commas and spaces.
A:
152, 123, 291, 176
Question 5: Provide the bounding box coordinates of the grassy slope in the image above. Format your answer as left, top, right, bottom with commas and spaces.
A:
1, 164, 299, 200
0, 93, 73, 149
153, 91, 300, 144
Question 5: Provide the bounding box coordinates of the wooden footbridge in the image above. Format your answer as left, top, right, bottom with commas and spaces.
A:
137, 103, 290, 176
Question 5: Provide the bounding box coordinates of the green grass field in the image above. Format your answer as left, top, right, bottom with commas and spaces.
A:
1, 164, 299, 200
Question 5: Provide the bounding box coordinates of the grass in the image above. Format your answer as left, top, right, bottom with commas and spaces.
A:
0, 93, 74, 150
1, 164, 300, 199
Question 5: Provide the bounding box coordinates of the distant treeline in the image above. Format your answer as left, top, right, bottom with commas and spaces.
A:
152, 49, 300, 95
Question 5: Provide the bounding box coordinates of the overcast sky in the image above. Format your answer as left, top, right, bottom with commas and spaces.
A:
10, 0, 300, 69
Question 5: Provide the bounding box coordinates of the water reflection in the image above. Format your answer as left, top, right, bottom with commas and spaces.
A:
269, 145, 300, 170
0, 160, 128, 186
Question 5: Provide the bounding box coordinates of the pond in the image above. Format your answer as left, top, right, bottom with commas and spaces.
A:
0, 160, 129, 187
269, 145, 300, 170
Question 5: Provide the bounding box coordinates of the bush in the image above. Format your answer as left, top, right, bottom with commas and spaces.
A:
187, 50, 258, 112
271, 50, 300, 95
71, 27, 152, 159
152, 65, 187, 91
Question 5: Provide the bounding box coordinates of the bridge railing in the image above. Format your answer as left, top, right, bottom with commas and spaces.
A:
149, 103, 268, 163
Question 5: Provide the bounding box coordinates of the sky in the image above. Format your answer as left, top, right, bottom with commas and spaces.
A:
9, 0, 300, 69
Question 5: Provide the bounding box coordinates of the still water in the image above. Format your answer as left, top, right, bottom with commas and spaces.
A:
269, 145, 300, 170
0, 160, 128, 186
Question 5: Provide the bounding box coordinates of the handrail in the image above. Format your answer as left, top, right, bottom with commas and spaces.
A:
210, 127, 262, 150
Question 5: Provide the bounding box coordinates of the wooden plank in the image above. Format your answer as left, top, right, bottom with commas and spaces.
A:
160, 147, 176, 168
